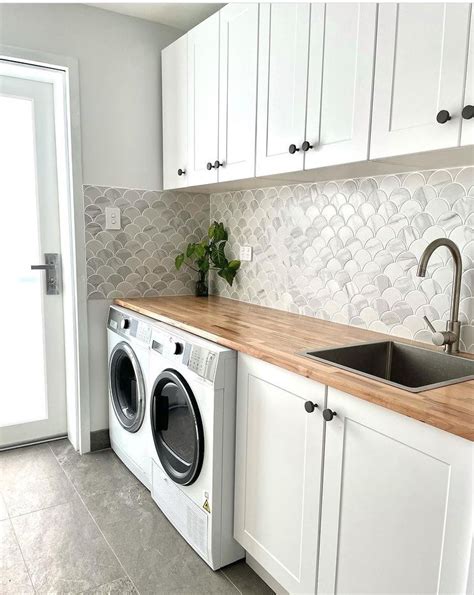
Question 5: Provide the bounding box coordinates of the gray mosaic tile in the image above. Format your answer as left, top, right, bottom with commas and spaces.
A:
210, 167, 474, 353
83, 186, 209, 299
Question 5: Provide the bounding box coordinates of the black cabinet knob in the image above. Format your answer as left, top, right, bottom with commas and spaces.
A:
304, 401, 318, 413
288, 144, 300, 154
302, 141, 313, 152
462, 105, 474, 120
436, 110, 451, 124
207, 161, 223, 170
322, 408, 337, 421
177, 168, 186, 176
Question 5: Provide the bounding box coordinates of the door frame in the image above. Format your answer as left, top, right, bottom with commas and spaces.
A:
0, 45, 91, 453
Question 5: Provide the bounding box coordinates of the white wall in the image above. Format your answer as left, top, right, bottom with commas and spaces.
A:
87, 300, 112, 431
0, 2, 181, 189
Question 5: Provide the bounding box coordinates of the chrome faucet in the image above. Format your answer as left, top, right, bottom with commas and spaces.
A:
416, 238, 462, 354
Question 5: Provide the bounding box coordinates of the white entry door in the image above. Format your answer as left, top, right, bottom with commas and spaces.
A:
0, 61, 67, 448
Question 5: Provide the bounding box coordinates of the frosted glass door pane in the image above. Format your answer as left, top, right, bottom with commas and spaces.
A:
0, 94, 47, 426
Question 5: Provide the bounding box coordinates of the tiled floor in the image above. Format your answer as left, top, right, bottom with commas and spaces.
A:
0, 440, 274, 594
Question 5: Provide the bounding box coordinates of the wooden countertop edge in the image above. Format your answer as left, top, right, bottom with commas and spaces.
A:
114, 297, 474, 441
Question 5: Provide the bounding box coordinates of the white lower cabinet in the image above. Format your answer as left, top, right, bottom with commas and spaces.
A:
234, 354, 325, 594
235, 361, 473, 595
318, 387, 473, 595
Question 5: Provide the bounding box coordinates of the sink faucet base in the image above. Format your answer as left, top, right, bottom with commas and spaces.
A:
445, 321, 461, 354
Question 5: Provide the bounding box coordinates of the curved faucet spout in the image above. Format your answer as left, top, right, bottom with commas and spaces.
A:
416, 238, 463, 353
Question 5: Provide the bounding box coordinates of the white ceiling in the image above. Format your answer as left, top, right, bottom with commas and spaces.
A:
90, 3, 224, 31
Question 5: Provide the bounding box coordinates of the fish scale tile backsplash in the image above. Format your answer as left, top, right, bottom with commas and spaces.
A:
210, 167, 474, 353
84, 186, 209, 299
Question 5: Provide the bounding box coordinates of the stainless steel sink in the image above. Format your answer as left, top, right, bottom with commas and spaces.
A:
300, 341, 474, 392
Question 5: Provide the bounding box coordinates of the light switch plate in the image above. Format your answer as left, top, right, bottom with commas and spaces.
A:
239, 246, 253, 262
105, 207, 121, 230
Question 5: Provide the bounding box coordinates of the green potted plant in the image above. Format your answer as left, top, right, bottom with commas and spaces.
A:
175, 221, 241, 297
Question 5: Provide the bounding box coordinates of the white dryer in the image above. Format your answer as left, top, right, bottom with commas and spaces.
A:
148, 322, 244, 570
107, 306, 152, 488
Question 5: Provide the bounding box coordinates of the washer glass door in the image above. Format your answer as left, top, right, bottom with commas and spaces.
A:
151, 369, 204, 485
109, 341, 146, 433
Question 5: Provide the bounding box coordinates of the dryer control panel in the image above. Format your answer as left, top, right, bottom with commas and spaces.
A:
108, 308, 151, 344
152, 333, 218, 382
184, 344, 217, 382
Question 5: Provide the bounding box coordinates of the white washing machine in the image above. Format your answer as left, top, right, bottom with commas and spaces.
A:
107, 306, 152, 489
148, 322, 244, 570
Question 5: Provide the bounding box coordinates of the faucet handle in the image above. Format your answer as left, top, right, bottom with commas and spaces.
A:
423, 316, 456, 347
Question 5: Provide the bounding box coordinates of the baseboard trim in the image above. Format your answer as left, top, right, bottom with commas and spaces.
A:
246, 554, 288, 595
90, 429, 110, 451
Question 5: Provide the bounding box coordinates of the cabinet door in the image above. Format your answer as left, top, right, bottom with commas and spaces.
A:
162, 36, 188, 190
371, 3, 471, 159
218, 3, 259, 182
187, 13, 219, 186
461, 9, 474, 146
305, 3, 376, 170
318, 388, 473, 595
234, 354, 325, 594
256, 3, 310, 176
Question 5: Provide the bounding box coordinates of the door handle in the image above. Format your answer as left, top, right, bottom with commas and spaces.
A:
31, 264, 55, 270
31, 253, 61, 295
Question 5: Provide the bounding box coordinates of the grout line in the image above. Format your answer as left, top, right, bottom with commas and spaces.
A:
47, 443, 141, 594
8, 517, 37, 594
6, 499, 74, 521
220, 568, 243, 594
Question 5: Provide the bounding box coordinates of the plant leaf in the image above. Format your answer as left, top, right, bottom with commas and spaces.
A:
186, 243, 195, 258
227, 259, 241, 270
195, 242, 206, 258
175, 253, 185, 270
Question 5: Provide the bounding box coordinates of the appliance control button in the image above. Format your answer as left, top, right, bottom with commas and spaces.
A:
173, 342, 184, 355
120, 318, 130, 330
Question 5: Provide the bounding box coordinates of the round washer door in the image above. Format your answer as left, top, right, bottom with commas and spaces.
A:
109, 341, 146, 433
151, 369, 204, 485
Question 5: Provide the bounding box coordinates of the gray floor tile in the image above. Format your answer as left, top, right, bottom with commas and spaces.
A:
11, 495, 123, 594
222, 561, 275, 594
0, 443, 61, 482
2, 465, 75, 518
0, 519, 34, 594
0, 492, 9, 520
0, 442, 75, 517
85, 484, 238, 594
49, 437, 77, 464
81, 576, 137, 594
58, 446, 139, 498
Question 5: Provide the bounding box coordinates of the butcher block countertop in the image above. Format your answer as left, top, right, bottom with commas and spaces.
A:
114, 296, 474, 441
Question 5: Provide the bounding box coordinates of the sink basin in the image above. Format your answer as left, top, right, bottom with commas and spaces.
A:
300, 341, 474, 392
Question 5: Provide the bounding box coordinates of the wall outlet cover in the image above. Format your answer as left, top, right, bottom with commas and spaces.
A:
240, 246, 253, 262
105, 207, 121, 230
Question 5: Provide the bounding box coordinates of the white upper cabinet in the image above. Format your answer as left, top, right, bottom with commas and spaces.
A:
371, 3, 472, 159
162, 3, 473, 189
256, 3, 311, 176
187, 12, 219, 186
218, 3, 259, 182
305, 3, 377, 169
234, 354, 325, 594
461, 9, 474, 146
318, 388, 473, 595
162, 36, 188, 190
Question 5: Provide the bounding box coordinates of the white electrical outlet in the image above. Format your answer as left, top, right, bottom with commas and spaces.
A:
105, 207, 121, 230
239, 246, 253, 262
